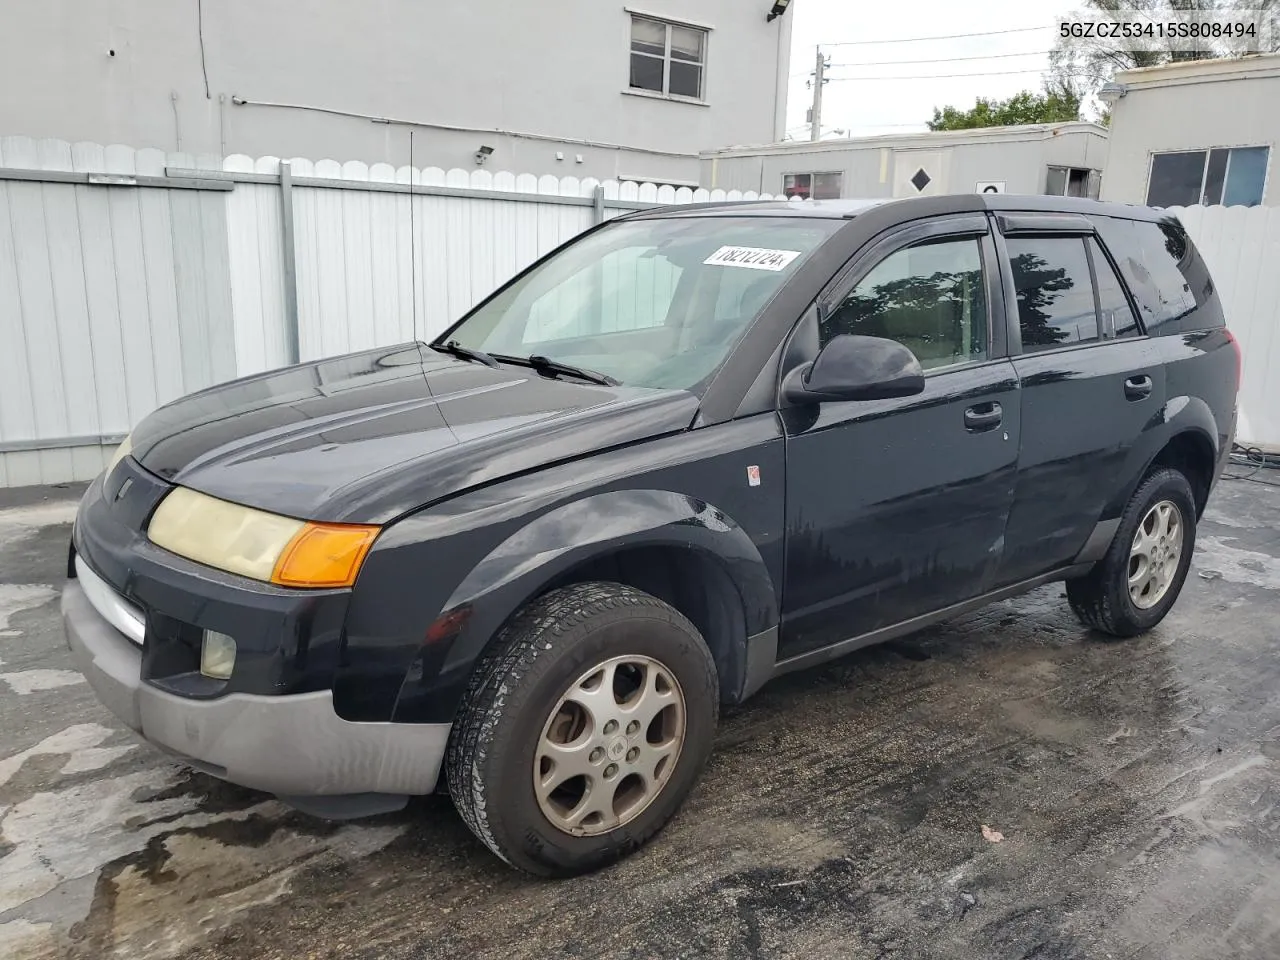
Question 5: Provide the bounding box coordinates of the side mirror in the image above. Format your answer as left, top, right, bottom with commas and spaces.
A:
783, 334, 925, 403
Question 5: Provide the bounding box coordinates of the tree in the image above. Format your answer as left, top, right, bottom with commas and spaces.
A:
927, 87, 1082, 131
1049, 0, 1280, 103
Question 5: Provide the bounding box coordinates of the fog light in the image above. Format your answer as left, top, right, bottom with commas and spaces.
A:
201, 630, 237, 680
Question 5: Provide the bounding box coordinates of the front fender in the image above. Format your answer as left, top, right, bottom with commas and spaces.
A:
394, 488, 778, 723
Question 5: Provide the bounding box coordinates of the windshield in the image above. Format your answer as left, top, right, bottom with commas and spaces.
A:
440, 216, 840, 391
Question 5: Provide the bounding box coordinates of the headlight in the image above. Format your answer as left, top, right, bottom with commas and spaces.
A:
147, 487, 380, 588
105, 434, 132, 475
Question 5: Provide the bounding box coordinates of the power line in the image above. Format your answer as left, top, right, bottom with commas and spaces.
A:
825, 67, 1107, 82
822, 25, 1050, 46
826, 49, 1052, 68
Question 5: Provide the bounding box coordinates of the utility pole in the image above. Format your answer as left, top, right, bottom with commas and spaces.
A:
809, 46, 827, 141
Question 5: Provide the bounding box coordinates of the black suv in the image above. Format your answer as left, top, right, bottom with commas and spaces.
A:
63, 195, 1238, 876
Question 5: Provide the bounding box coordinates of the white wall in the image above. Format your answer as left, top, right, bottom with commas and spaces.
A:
0, 0, 793, 183
1101, 61, 1280, 206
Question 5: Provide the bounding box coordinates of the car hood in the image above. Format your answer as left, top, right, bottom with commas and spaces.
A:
131, 343, 699, 524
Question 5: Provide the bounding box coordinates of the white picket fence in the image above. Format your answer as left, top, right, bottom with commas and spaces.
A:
0, 137, 1277, 488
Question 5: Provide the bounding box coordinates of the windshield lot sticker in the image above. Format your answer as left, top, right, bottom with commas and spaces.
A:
704, 246, 801, 271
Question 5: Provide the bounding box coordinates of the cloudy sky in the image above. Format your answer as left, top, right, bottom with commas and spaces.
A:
784, 0, 1088, 138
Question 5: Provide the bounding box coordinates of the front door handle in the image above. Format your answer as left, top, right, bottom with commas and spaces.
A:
1125, 375, 1153, 401
964, 401, 1002, 433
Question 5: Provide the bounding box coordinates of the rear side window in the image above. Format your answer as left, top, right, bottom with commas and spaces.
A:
1093, 217, 1202, 332
1007, 237, 1098, 351
1088, 238, 1140, 339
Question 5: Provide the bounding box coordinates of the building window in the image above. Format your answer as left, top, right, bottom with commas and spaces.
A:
1147, 146, 1269, 208
782, 172, 843, 199
1045, 166, 1100, 198
630, 16, 706, 100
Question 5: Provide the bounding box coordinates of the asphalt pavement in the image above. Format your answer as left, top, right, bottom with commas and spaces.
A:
1, 474, 1279, 960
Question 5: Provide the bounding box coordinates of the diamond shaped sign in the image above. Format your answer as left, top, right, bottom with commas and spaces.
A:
910, 168, 932, 192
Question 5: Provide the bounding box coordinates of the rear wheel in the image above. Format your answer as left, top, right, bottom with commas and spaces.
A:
1067, 467, 1197, 637
446, 582, 718, 876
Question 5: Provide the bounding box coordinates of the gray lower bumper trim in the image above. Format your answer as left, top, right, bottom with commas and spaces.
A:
62, 580, 450, 798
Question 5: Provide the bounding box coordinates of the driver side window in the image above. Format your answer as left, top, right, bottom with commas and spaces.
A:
820, 236, 989, 370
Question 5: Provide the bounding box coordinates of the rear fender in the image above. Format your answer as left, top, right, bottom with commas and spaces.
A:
1104, 394, 1220, 521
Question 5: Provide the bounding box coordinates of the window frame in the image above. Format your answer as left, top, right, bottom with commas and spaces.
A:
811, 214, 1005, 377
1044, 165, 1101, 199
1146, 145, 1271, 207
992, 214, 1149, 357
783, 172, 844, 200
627, 14, 709, 102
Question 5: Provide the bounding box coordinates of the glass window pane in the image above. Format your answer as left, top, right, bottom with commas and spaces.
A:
1147, 152, 1207, 207
1045, 166, 1068, 196
782, 174, 811, 199
1095, 217, 1198, 332
631, 17, 666, 56
1203, 149, 1229, 205
1007, 237, 1098, 350
1066, 168, 1089, 198
447, 217, 841, 391
630, 53, 664, 92
1223, 146, 1269, 206
812, 172, 843, 199
670, 26, 704, 62
1089, 238, 1139, 338
821, 238, 988, 368
669, 61, 701, 98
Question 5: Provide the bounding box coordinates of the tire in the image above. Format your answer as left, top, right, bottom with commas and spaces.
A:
446, 582, 719, 876
1067, 467, 1197, 638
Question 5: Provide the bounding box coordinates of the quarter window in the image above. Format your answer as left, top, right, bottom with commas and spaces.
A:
821, 237, 988, 369
629, 16, 706, 100
1007, 237, 1098, 351
1094, 217, 1199, 331
783, 172, 843, 200
1147, 147, 1269, 207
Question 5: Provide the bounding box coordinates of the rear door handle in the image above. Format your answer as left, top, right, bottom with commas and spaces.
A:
964, 401, 1002, 433
1125, 375, 1153, 401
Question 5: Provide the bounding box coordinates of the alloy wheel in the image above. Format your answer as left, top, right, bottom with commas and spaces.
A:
534, 654, 686, 837
1128, 499, 1184, 609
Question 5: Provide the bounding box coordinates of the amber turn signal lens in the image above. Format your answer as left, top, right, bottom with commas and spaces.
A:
270, 522, 380, 588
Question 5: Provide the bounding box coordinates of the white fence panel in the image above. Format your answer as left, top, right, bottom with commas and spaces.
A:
0, 137, 238, 484
0, 138, 785, 486
1174, 204, 1280, 448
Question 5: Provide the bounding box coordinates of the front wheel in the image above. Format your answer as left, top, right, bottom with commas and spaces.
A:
1067, 467, 1197, 637
446, 582, 719, 876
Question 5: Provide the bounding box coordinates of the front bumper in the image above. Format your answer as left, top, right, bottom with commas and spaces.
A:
63, 579, 450, 802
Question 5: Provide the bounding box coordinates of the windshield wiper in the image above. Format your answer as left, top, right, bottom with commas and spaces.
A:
429, 340, 500, 368
492, 354, 619, 386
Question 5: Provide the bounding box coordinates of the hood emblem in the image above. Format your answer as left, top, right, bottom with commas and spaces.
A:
746, 465, 761, 487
